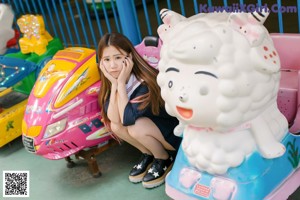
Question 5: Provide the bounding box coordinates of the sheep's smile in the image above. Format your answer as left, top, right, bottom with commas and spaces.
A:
176, 106, 193, 119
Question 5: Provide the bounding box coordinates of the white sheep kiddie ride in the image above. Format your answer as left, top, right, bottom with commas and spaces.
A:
156, 9, 300, 200
0, 4, 15, 55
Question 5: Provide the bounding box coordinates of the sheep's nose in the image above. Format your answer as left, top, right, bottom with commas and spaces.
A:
179, 93, 188, 102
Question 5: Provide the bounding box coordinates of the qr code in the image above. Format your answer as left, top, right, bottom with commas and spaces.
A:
3, 171, 29, 197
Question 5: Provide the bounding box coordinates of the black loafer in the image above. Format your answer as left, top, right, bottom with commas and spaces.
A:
129, 153, 154, 183
142, 155, 174, 188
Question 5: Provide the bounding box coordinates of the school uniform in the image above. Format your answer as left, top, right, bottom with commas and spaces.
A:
104, 75, 182, 150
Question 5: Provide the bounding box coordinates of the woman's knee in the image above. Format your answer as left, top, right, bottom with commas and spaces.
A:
110, 122, 125, 135
127, 118, 152, 139
127, 125, 139, 139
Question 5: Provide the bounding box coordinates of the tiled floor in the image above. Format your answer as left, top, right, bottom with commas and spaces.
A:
0, 137, 169, 200
1, 137, 300, 200
1, 1, 300, 200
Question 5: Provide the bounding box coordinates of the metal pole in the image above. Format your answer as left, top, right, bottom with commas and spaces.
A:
115, 0, 140, 45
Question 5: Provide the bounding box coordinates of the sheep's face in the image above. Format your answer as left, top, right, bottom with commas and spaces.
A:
157, 10, 281, 130
160, 59, 220, 127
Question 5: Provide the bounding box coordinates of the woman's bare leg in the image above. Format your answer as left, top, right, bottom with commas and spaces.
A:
127, 117, 175, 159
110, 122, 151, 155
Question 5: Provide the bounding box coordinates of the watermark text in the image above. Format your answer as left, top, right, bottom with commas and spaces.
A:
199, 3, 297, 13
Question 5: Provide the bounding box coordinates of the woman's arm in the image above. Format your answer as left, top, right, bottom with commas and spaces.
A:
117, 56, 133, 124
99, 60, 121, 123
119, 84, 149, 126
107, 83, 121, 123
117, 82, 129, 124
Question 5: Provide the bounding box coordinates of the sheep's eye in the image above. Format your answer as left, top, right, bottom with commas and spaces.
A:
168, 80, 173, 88
199, 86, 209, 95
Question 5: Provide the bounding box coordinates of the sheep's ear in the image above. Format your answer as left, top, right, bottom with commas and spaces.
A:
229, 10, 269, 47
250, 39, 280, 74
157, 9, 185, 41
248, 10, 269, 25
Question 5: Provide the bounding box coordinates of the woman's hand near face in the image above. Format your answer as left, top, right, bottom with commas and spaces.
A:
117, 56, 134, 85
116, 55, 133, 123
99, 60, 117, 85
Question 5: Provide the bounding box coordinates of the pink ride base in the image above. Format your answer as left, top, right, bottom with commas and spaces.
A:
166, 168, 300, 200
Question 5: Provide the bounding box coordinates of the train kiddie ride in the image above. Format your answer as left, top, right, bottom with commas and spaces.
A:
135, 35, 162, 69
0, 14, 63, 147
22, 36, 161, 177
156, 9, 300, 200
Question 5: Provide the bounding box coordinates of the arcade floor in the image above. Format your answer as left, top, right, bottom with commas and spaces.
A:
0, 137, 168, 200
0, 136, 300, 200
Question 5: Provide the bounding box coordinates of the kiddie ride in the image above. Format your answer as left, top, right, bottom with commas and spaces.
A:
0, 3, 20, 56
22, 36, 161, 177
272, 33, 300, 135
0, 14, 63, 148
156, 9, 300, 200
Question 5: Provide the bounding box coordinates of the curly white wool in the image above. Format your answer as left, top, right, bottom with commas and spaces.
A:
157, 11, 288, 174
157, 12, 280, 130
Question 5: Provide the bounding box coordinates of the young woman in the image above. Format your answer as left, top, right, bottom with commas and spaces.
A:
97, 33, 181, 189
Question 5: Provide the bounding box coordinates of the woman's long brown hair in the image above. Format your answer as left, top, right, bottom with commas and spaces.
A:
97, 32, 164, 125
